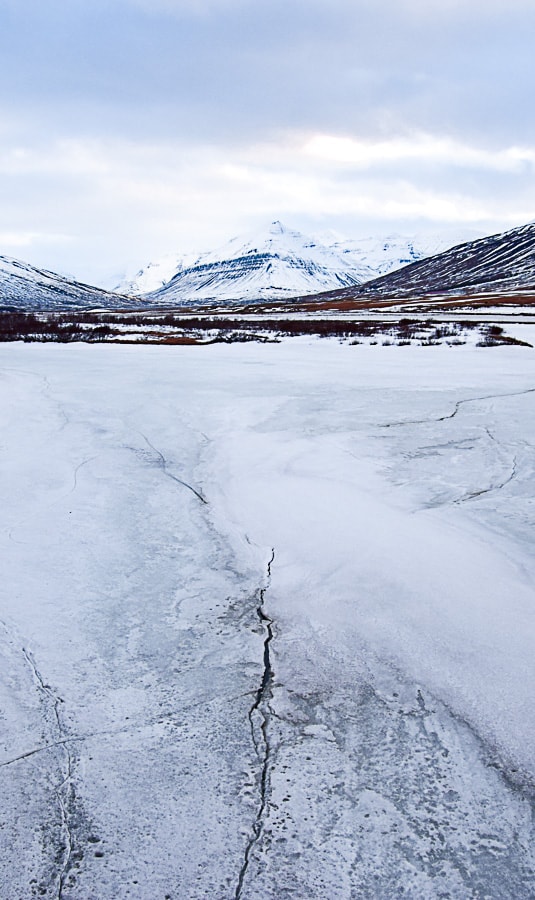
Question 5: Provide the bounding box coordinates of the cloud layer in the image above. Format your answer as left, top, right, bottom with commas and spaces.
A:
0, 0, 533, 282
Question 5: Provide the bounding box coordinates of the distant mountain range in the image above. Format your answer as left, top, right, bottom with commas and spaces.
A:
356, 221, 535, 299
2, 220, 535, 312
310, 222, 535, 305
116, 221, 464, 305
0, 255, 135, 311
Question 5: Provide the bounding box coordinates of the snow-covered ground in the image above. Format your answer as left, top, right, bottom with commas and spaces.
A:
1, 340, 534, 899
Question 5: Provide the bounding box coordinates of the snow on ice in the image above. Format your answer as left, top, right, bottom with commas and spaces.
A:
0, 338, 534, 898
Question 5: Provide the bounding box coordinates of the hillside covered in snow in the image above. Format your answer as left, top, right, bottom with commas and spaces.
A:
351, 222, 535, 300
117, 222, 462, 305
0, 255, 135, 311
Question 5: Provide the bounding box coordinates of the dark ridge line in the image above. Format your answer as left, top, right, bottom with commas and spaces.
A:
0, 688, 257, 770
380, 386, 535, 430
21, 647, 75, 900
139, 432, 207, 504
0, 737, 84, 769
456, 454, 518, 505
235, 549, 276, 900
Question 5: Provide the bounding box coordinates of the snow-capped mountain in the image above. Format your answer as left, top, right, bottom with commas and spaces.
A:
117, 251, 197, 296
351, 222, 535, 300
0, 223, 481, 313
117, 222, 461, 306
327, 232, 474, 280
116, 222, 374, 304
0, 254, 135, 311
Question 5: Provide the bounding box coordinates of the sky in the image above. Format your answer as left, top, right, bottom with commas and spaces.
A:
1, 0, 535, 286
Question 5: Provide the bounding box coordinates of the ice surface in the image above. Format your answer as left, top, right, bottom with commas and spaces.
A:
0, 340, 534, 898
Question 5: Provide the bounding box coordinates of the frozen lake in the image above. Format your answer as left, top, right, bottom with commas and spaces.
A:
1, 339, 534, 899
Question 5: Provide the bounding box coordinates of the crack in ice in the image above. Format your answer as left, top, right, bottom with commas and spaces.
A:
380, 386, 535, 430
69, 456, 96, 494
235, 549, 276, 900
139, 432, 207, 504
5, 455, 95, 546
0, 689, 257, 769
455, 454, 518, 504
21, 647, 75, 900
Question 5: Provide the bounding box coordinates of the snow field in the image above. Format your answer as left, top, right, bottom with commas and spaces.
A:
0, 339, 534, 898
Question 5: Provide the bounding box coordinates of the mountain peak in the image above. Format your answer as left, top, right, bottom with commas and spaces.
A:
113, 223, 470, 304
0, 253, 135, 311
354, 220, 535, 298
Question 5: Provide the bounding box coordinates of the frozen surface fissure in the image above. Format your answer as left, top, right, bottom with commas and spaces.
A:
0, 685, 257, 770
139, 431, 207, 504
21, 647, 75, 900
56, 761, 74, 900
381, 385, 535, 429
22, 647, 65, 738
451, 426, 519, 505
236, 549, 276, 900
456, 453, 518, 504
6, 454, 94, 548
70, 457, 95, 494
0, 739, 79, 769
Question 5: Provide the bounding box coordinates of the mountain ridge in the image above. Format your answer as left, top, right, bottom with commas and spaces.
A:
116, 221, 465, 305
349, 221, 535, 300
2, 221, 529, 313
0, 254, 136, 311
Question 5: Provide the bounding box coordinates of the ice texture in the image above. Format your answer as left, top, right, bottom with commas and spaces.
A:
0, 339, 534, 898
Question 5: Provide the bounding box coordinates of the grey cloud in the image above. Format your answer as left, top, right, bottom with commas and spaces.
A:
1, 0, 534, 145
1, 0, 534, 280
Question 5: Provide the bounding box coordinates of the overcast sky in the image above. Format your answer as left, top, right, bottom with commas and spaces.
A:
1, 0, 535, 285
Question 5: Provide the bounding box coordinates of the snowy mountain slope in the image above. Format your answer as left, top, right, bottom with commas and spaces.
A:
117, 222, 461, 306
352, 222, 535, 299
117, 251, 198, 295
0, 223, 482, 313
118, 222, 374, 304
329, 232, 474, 279
0, 254, 135, 311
